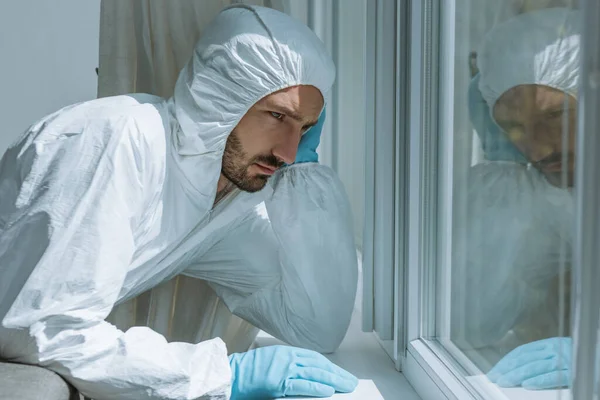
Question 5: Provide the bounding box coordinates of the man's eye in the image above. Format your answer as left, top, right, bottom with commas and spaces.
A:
548, 109, 564, 119
270, 112, 284, 120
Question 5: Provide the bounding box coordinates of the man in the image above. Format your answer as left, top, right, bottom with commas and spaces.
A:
462, 7, 579, 391
0, 5, 359, 400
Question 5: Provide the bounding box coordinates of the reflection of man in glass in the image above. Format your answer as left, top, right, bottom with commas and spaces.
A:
493, 86, 576, 187
470, 7, 579, 390
478, 8, 579, 188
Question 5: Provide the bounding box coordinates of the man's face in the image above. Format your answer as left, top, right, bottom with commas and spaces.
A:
493, 85, 577, 187
221, 85, 324, 192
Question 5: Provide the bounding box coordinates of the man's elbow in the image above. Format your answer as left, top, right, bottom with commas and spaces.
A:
290, 300, 355, 354
312, 274, 358, 353
288, 324, 345, 354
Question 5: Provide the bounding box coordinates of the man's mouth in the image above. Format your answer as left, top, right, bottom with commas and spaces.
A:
535, 153, 568, 173
542, 162, 563, 173
254, 162, 278, 175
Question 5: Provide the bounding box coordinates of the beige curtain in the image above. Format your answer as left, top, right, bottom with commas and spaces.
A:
98, 0, 287, 355
98, 0, 288, 98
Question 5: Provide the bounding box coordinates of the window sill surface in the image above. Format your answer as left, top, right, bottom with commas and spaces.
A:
407, 340, 569, 400
253, 312, 421, 400
466, 375, 570, 400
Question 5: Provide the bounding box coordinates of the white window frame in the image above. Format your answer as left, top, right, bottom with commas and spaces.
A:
572, 0, 600, 397
401, 0, 481, 398
362, 0, 400, 361
363, 1, 491, 397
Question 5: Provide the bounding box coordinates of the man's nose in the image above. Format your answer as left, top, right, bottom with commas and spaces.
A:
272, 130, 301, 165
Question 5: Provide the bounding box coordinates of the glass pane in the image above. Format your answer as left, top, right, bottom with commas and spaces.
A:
440, 1, 580, 397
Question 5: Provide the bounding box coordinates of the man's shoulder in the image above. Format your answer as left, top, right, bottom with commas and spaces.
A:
51, 94, 171, 149
103, 94, 171, 142
78, 94, 168, 127
87, 95, 172, 170
19, 94, 171, 172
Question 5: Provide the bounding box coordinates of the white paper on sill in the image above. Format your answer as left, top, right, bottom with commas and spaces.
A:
467, 375, 571, 400
275, 379, 384, 399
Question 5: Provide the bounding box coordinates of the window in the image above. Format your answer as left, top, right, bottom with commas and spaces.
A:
362, 0, 407, 365
365, 0, 600, 398
435, 2, 577, 399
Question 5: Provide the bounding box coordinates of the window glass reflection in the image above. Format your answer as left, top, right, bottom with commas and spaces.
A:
449, 5, 579, 392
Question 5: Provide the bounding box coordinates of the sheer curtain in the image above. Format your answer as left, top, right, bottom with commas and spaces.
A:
98, 0, 287, 355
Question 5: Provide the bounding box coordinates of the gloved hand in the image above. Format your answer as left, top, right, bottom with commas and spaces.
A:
228, 345, 358, 399
487, 337, 572, 390
294, 108, 326, 164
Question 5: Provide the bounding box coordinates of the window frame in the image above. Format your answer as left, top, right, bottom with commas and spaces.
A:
362, 0, 400, 361
572, 0, 600, 397
400, 0, 485, 398
364, 0, 600, 397
397, 1, 600, 400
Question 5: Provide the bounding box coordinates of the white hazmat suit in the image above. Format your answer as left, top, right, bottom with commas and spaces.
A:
452, 162, 573, 355
0, 5, 358, 400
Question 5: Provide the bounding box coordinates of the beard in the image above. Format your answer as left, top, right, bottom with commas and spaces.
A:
221, 129, 284, 193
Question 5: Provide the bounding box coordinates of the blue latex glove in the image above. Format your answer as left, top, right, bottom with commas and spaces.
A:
487, 337, 572, 390
294, 108, 326, 164
228, 345, 358, 399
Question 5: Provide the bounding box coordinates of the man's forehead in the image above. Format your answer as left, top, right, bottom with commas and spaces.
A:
495, 85, 571, 118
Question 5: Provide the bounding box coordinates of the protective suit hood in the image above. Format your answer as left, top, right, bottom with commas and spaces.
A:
170, 4, 336, 207
477, 7, 581, 113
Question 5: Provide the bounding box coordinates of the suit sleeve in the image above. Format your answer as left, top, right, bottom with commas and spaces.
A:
0, 117, 231, 400
185, 163, 359, 353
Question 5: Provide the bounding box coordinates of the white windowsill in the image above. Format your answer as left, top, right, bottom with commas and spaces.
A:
466, 375, 570, 400
252, 311, 421, 400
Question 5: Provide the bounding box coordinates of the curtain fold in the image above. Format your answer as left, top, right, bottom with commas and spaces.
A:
99, 0, 287, 354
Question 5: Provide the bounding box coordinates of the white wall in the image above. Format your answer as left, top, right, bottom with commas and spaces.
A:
287, 0, 309, 24
0, 0, 101, 153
